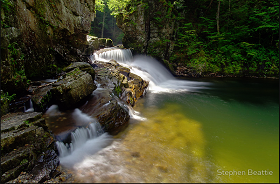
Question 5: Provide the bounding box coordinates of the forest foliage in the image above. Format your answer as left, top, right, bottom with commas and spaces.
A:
95, 0, 279, 77
171, 0, 279, 77
91, 0, 128, 44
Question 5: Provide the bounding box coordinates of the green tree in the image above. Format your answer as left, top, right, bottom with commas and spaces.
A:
172, 0, 279, 77
93, 0, 125, 44
107, 0, 132, 16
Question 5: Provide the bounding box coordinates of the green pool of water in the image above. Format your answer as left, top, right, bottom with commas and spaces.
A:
114, 78, 279, 183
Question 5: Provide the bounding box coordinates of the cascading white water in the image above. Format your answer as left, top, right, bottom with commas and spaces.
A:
54, 49, 210, 169
94, 48, 133, 63
93, 49, 210, 94
131, 55, 174, 83
126, 104, 147, 121
46, 106, 113, 168
54, 49, 279, 183
24, 99, 34, 112
130, 55, 211, 93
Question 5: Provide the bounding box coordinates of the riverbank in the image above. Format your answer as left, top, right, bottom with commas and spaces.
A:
1, 48, 149, 182
167, 62, 279, 79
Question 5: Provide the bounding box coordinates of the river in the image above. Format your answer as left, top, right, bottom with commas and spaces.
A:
44, 49, 279, 183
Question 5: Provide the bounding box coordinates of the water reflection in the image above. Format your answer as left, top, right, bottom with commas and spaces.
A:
184, 77, 279, 105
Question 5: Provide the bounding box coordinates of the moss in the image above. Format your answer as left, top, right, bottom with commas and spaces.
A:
106, 39, 113, 47
129, 95, 134, 106
20, 159, 28, 165
1, 163, 28, 183
163, 59, 175, 73
1, 97, 10, 116
1, 0, 16, 28
113, 85, 122, 97
24, 120, 31, 126
38, 91, 53, 111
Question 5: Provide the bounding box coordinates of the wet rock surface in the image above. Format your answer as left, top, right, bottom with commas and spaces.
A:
93, 60, 149, 107
52, 68, 96, 109
30, 62, 97, 111
43, 58, 149, 137
2, 56, 149, 183
1, 112, 59, 183
175, 65, 202, 78
80, 89, 130, 135
62, 62, 96, 80
73, 59, 148, 135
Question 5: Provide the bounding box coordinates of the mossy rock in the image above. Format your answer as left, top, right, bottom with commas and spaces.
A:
63, 62, 95, 80
98, 38, 107, 48
31, 86, 53, 112
1, 111, 58, 183
106, 39, 113, 47
1, 97, 10, 117
52, 68, 97, 108
87, 36, 100, 50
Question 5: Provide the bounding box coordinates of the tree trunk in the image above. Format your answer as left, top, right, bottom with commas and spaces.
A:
113, 18, 116, 40
216, 0, 221, 34
101, 10, 105, 38
208, 0, 214, 9
227, 0, 231, 31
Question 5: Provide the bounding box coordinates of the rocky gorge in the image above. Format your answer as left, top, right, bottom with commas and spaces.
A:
1, 50, 148, 183
0, 0, 148, 182
2, 0, 278, 183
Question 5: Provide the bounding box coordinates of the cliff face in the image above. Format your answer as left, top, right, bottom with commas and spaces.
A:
1, 0, 95, 94
116, 0, 176, 61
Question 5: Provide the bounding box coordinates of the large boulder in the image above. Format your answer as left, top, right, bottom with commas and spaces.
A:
63, 62, 96, 80
83, 36, 100, 55
31, 63, 97, 111
52, 68, 96, 108
98, 38, 114, 48
81, 89, 130, 135
82, 36, 114, 55
74, 59, 149, 135
94, 60, 149, 107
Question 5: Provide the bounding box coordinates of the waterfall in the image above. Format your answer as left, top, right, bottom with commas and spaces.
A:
129, 55, 211, 93
130, 55, 174, 84
54, 108, 112, 168
126, 104, 147, 121
25, 99, 34, 112
55, 48, 210, 167
94, 48, 133, 63
92, 48, 210, 93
